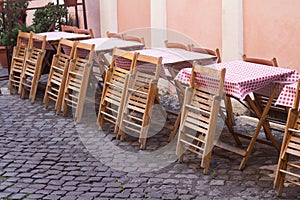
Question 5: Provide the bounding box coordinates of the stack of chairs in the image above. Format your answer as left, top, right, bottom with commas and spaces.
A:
97, 48, 138, 133
176, 62, 226, 174
43, 39, 76, 113
168, 44, 224, 141
19, 33, 47, 103
62, 42, 95, 123
274, 80, 300, 196
117, 54, 163, 149
8, 31, 32, 93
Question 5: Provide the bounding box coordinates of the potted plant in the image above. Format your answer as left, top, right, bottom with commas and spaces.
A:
29, 2, 68, 33
0, 0, 29, 68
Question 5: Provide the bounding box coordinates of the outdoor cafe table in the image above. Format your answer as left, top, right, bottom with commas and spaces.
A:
37, 31, 91, 50
80, 37, 145, 75
175, 60, 299, 169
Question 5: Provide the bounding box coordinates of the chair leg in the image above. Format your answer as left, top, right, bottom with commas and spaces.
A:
202, 151, 213, 175
168, 112, 181, 141
277, 175, 285, 196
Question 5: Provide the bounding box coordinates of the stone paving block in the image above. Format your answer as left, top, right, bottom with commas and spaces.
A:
0, 192, 12, 198
43, 194, 61, 200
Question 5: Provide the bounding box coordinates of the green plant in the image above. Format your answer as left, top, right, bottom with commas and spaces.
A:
0, 0, 29, 47
29, 2, 68, 33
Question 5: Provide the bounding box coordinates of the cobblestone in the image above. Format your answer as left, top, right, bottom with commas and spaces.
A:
0, 73, 298, 199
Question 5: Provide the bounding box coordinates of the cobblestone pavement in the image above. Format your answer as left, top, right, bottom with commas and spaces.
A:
0, 68, 299, 199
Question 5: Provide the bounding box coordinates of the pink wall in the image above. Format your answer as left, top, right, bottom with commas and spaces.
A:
244, 0, 300, 71
117, 0, 151, 47
166, 0, 222, 51
117, 0, 151, 32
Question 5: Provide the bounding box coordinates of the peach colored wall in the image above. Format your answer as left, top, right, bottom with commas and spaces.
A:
117, 0, 151, 47
244, 0, 300, 71
166, 0, 222, 50
117, 0, 151, 32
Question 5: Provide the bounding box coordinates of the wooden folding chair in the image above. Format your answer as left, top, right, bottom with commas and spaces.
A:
43, 39, 76, 113
164, 40, 189, 51
123, 35, 145, 46
176, 62, 226, 174
117, 54, 163, 149
106, 31, 124, 39
242, 54, 287, 126
97, 48, 138, 133
19, 33, 47, 103
189, 44, 222, 63
61, 25, 77, 33
75, 28, 95, 38
8, 31, 32, 93
62, 42, 95, 122
274, 79, 300, 196
188, 44, 237, 139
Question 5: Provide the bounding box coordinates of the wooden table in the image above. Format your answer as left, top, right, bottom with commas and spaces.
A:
38, 31, 91, 50
80, 37, 145, 75
175, 61, 299, 169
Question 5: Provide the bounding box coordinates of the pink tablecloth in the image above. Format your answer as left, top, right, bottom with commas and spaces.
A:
275, 82, 299, 107
175, 61, 299, 100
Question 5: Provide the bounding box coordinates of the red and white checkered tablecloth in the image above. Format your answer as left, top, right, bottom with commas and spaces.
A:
275, 82, 299, 107
175, 61, 299, 100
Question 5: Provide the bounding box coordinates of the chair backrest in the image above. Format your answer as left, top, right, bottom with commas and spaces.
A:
75, 28, 95, 38
56, 39, 77, 61
28, 33, 47, 61
16, 30, 32, 48
190, 62, 226, 97
134, 53, 162, 80
111, 48, 138, 71
242, 54, 278, 67
61, 25, 77, 33
164, 40, 189, 50
189, 44, 222, 63
123, 35, 145, 46
14, 31, 33, 59
73, 42, 95, 63
106, 31, 123, 39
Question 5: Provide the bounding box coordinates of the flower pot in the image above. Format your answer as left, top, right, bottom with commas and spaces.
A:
64, 0, 77, 6
0, 46, 8, 68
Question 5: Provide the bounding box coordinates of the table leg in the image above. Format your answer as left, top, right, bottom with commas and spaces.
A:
224, 95, 242, 145
239, 84, 281, 170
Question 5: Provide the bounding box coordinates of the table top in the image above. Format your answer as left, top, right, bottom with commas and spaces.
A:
114, 48, 217, 79
175, 60, 299, 100
275, 82, 299, 107
37, 31, 91, 42
80, 38, 144, 52
135, 48, 217, 65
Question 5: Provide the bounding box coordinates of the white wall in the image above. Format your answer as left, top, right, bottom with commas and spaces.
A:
222, 0, 243, 61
